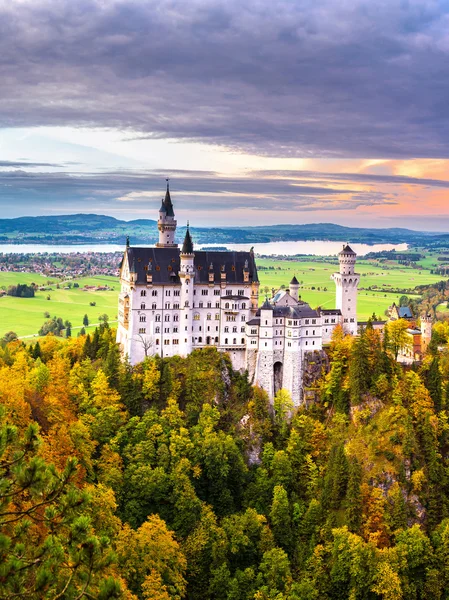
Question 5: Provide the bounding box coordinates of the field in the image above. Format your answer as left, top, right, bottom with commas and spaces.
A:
0, 255, 445, 338
0, 273, 118, 338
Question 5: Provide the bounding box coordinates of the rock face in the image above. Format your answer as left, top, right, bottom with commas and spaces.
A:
302, 350, 330, 403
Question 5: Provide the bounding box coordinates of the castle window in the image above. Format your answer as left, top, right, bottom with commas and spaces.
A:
325, 319, 329, 324
174, 303, 180, 309
238, 289, 244, 295
165, 315, 170, 322
306, 330, 308, 335
174, 327, 178, 333
198, 337, 202, 343
185, 301, 189, 307
174, 290, 180, 296
288, 320, 292, 326
225, 302, 230, 309
164, 339, 170, 345
225, 338, 228, 344
165, 303, 170, 309
139, 315, 146, 322
350, 318, 355, 322
232, 326, 237, 333
194, 313, 200, 320
305, 319, 309, 324
199, 302, 203, 308
166, 290, 171, 296
241, 315, 246, 322
241, 338, 245, 344
226, 290, 232, 296
164, 328, 169, 333
141, 303, 145, 310
241, 303, 246, 310
151, 303, 156, 310
251, 329, 257, 334
215, 314, 220, 320
155, 315, 161, 322
139, 327, 146, 334
207, 313, 212, 320
207, 302, 212, 308
241, 326, 245, 332
214, 290, 220, 296
233, 338, 237, 344
152, 290, 157, 296
265, 342, 267, 347
174, 315, 179, 322
141, 290, 146, 297
215, 336, 219, 342
215, 302, 220, 308
331, 318, 335, 323
313, 330, 315, 335
155, 327, 160, 333
305, 341, 308, 345
173, 339, 179, 344
344, 318, 348, 323
225, 327, 229, 333
202, 290, 208, 296
312, 319, 316, 324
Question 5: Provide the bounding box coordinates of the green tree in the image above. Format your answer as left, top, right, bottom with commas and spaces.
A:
83, 313, 90, 327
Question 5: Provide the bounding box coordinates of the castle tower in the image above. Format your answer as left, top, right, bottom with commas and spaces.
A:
421, 314, 433, 354
290, 275, 300, 302
179, 224, 195, 356
255, 299, 275, 400
331, 244, 360, 335
156, 180, 177, 247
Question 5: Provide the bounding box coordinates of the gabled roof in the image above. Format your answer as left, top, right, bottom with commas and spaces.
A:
256, 302, 319, 319
261, 298, 273, 311
124, 247, 258, 285
398, 306, 413, 319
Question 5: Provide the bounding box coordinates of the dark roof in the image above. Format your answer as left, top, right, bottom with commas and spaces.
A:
261, 298, 273, 311
125, 247, 258, 284
358, 320, 387, 325
159, 199, 166, 214
398, 306, 413, 319
339, 244, 356, 255
256, 303, 319, 319
319, 308, 342, 315
164, 181, 175, 217
247, 318, 260, 326
182, 227, 194, 254
290, 275, 299, 285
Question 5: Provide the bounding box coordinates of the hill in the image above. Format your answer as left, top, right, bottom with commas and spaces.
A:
0, 213, 445, 246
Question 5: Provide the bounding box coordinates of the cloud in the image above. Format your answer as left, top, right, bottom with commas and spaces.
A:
0, 167, 395, 217
0, 160, 62, 168
0, 0, 449, 158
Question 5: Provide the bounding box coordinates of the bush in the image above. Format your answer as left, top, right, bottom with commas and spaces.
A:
7, 284, 35, 298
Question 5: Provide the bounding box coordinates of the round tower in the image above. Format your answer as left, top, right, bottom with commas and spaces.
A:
156, 180, 177, 247
179, 224, 195, 356
289, 275, 300, 302
420, 314, 433, 353
331, 244, 360, 335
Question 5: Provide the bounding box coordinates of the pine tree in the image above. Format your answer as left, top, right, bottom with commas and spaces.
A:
349, 330, 370, 404
83, 313, 89, 327
426, 356, 443, 412
346, 456, 363, 533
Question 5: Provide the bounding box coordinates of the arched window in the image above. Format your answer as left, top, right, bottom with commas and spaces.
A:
232, 326, 237, 332
241, 338, 245, 344
155, 338, 160, 345
155, 314, 161, 322
165, 315, 170, 322
241, 326, 245, 332
152, 303, 157, 309
193, 313, 200, 320
215, 336, 219, 343
233, 338, 237, 345
225, 302, 229, 309
225, 338, 228, 345
225, 326, 229, 333
139, 315, 146, 322
155, 326, 160, 333
152, 290, 157, 296
173, 315, 179, 322
141, 303, 145, 310
241, 303, 246, 309
207, 313, 211, 320
198, 336, 202, 343
215, 313, 220, 320
140, 290, 146, 297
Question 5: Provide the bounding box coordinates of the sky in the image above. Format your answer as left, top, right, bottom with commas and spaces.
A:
1, 0, 449, 229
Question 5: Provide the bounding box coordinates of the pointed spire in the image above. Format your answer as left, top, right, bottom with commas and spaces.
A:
290, 275, 299, 285
164, 178, 174, 217
181, 223, 194, 254
126, 235, 130, 247
130, 255, 136, 273
159, 197, 166, 213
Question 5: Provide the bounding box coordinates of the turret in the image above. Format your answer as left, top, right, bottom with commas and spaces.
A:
179, 224, 195, 356
156, 180, 177, 247
290, 275, 300, 302
331, 243, 360, 335
421, 314, 433, 353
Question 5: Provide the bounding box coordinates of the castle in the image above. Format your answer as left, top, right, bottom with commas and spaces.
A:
116, 183, 361, 405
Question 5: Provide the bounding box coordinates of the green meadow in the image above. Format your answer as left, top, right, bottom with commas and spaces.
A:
0, 256, 446, 338
0, 273, 118, 338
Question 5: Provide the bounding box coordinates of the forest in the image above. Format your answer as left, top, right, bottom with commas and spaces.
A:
1, 322, 449, 599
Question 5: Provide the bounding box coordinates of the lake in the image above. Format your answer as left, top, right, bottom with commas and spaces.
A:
0, 240, 408, 257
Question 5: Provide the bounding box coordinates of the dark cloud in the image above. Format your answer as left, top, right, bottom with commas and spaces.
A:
0, 1, 449, 157
0, 167, 395, 217
0, 160, 62, 168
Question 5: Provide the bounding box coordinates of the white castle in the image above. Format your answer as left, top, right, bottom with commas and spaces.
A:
116, 183, 360, 405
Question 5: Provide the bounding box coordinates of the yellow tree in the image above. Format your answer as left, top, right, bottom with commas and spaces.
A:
386, 320, 411, 361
